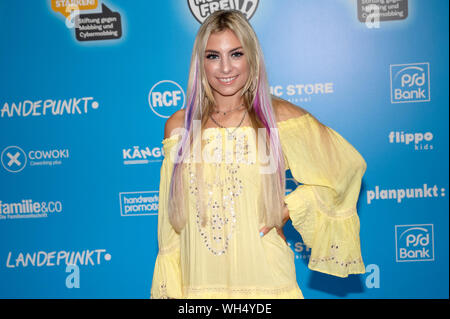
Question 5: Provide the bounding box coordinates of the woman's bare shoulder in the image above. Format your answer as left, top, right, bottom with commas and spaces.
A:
271, 95, 309, 122
164, 109, 185, 139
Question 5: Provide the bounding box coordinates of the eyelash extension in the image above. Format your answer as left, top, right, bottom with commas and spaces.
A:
231, 51, 244, 57
205, 51, 244, 60
206, 53, 219, 59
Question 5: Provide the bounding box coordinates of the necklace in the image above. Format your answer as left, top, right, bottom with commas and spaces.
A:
213, 103, 244, 116
209, 108, 248, 140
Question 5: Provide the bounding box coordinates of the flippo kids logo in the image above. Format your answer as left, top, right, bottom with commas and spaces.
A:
51, 1, 122, 42
188, 0, 259, 23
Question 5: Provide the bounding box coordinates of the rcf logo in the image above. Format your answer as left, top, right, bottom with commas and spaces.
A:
395, 224, 434, 262
390, 62, 430, 103
148, 80, 185, 118
188, 0, 259, 23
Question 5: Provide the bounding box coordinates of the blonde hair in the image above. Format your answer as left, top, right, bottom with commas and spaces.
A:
168, 10, 286, 233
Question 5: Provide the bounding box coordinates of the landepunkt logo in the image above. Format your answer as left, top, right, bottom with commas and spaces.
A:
390, 62, 430, 103
6, 249, 111, 268
1, 97, 99, 118
395, 224, 434, 262
188, 0, 259, 23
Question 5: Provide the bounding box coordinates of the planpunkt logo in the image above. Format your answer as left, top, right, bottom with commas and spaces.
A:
1, 145, 70, 173
119, 191, 159, 216
188, 0, 259, 23
395, 224, 434, 262
122, 145, 163, 165
390, 62, 430, 103
148, 80, 185, 118
366, 183, 446, 204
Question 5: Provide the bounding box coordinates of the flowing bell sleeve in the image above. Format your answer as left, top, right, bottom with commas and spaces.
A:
150, 134, 182, 298
279, 113, 367, 278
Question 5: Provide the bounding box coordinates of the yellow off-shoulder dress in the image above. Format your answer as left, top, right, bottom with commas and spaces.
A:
150, 112, 367, 299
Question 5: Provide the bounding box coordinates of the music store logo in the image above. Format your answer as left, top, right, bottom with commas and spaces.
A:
188, 0, 259, 23
395, 224, 434, 262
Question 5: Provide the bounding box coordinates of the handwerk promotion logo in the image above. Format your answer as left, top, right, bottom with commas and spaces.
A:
119, 191, 159, 217
188, 0, 259, 23
390, 62, 431, 103
148, 80, 186, 118
51, 1, 122, 42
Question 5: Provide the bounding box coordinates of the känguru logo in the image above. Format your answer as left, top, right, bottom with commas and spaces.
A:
188, 0, 259, 23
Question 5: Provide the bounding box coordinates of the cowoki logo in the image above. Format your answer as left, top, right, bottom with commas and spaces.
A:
166, 120, 279, 174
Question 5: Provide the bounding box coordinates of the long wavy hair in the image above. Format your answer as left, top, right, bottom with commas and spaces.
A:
167, 10, 286, 233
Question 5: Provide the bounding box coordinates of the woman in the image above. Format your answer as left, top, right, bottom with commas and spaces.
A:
151, 10, 367, 299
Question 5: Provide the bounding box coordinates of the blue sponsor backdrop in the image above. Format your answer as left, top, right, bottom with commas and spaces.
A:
0, 0, 448, 299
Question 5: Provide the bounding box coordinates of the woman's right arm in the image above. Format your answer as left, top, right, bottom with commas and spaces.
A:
150, 111, 185, 299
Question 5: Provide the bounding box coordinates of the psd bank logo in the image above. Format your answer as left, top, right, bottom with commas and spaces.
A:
390, 62, 430, 103
148, 80, 185, 118
1, 146, 27, 173
188, 0, 259, 23
395, 224, 434, 262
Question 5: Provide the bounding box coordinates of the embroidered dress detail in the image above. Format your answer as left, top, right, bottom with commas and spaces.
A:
187, 130, 247, 256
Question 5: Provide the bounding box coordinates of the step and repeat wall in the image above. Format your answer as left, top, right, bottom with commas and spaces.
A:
0, 0, 448, 299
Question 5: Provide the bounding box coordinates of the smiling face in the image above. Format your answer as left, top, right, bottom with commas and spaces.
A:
203, 28, 249, 103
